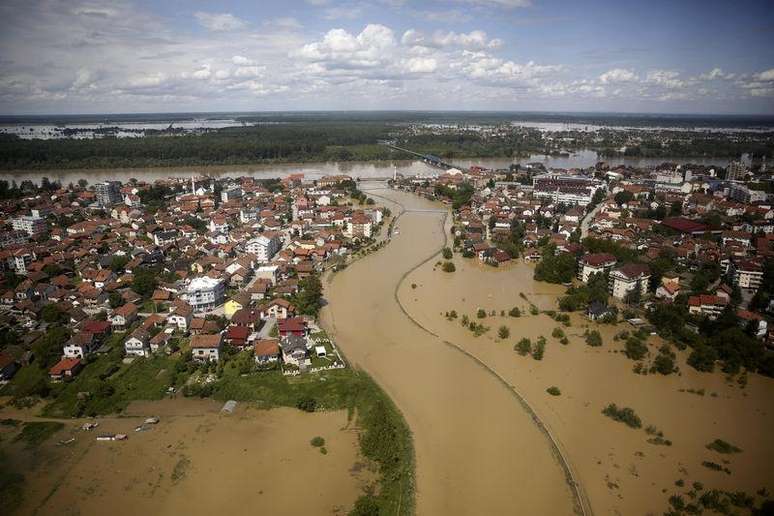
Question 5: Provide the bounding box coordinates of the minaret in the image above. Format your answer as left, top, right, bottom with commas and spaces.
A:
191, 175, 196, 194
393, 164, 397, 181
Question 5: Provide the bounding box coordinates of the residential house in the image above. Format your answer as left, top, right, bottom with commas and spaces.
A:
254, 339, 280, 365
124, 329, 150, 357
191, 334, 223, 362
63, 332, 99, 359
110, 302, 138, 331
260, 298, 296, 320
280, 334, 308, 367
0, 352, 19, 381
688, 295, 728, 320
278, 317, 307, 337
49, 358, 83, 381
578, 253, 617, 283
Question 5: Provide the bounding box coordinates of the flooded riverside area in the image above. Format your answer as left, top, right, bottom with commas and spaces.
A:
322, 184, 579, 516
0, 399, 370, 516
399, 248, 774, 515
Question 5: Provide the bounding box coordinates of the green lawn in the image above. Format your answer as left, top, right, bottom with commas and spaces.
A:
14, 421, 65, 448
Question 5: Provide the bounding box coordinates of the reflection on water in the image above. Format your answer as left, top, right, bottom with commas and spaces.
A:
5, 150, 731, 185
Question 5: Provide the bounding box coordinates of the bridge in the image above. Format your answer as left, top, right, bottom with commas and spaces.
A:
383, 144, 458, 170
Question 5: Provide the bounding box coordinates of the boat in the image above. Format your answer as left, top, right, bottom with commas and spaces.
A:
81, 422, 99, 431
144, 417, 159, 425
96, 433, 128, 441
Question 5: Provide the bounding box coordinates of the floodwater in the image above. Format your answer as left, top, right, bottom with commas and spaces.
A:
400, 255, 774, 515
3, 150, 731, 185
321, 185, 579, 516
3, 399, 370, 516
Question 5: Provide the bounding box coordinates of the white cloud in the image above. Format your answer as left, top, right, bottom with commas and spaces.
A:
402, 29, 502, 50
192, 65, 212, 80
234, 66, 265, 78
455, 0, 531, 7
404, 57, 437, 73
699, 67, 734, 80
194, 12, 247, 32
232, 55, 255, 66
299, 24, 395, 68
646, 69, 685, 89
599, 68, 637, 83
755, 68, 774, 82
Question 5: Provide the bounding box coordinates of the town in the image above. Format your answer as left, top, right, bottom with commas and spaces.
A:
0, 173, 389, 410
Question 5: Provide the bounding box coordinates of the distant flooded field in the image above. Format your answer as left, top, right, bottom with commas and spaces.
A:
2, 399, 369, 516
399, 255, 774, 515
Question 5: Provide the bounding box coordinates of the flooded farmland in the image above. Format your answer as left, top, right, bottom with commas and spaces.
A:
1, 399, 369, 516
321, 185, 579, 515
399, 246, 774, 515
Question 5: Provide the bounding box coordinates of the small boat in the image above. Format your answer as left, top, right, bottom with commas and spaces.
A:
58, 438, 76, 446
96, 433, 128, 441
81, 422, 99, 431
144, 417, 159, 425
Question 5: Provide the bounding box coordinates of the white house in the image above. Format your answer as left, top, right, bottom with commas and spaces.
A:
184, 277, 225, 313
245, 233, 281, 263
167, 303, 193, 332
63, 333, 99, 359
609, 264, 651, 300
124, 329, 150, 358
578, 253, 617, 283
191, 334, 223, 362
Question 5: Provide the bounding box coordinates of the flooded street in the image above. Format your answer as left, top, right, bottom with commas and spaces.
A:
322, 184, 579, 516
400, 252, 774, 515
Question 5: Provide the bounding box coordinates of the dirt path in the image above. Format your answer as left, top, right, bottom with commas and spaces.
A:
322, 186, 579, 515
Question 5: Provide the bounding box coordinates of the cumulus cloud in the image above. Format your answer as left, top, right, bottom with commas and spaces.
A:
232, 55, 255, 66
755, 68, 774, 82
403, 29, 502, 50
645, 69, 686, 89
404, 57, 437, 73
699, 67, 735, 80
298, 24, 396, 68
599, 68, 638, 83
194, 12, 247, 32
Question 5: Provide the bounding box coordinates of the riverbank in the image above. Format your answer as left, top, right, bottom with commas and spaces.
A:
0, 398, 369, 516
1, 150, 734, 186
398, 254, 774, 514
321, 186, 579, 515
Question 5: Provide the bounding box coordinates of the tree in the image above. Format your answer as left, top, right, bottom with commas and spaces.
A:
624, 336, 648, 360
442, 247, 453, 260
41, 304, 66, 324
442, 261, 456, 273
132, 268, 158, 297
498, 326, 510, 339
534, 248, 576, 284
515, 338, 532, 356
109, 291, 125, 309
32, 326, 70, 368
687, 344, 718, 372
614, 190, 634, 206
585, 330, 602, 347
295, 274, 323, 316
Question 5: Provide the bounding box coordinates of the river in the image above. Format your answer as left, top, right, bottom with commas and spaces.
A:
321, 184, 579, 516
3, 150, 731, 185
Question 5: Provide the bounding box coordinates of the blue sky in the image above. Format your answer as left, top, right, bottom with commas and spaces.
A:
0, 0, 772, 114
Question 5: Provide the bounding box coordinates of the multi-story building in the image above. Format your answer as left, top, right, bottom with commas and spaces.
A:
728, 183, 767, 204
727, 160, 747, 181
347, 213, 372, 238
609, 263, 650, 300
734, 260, 763, 291
221, 186, 243, 203
184, 277, 225, 312
191, 334, 223, 362
688, 294, 728, 320
578, 253, 617, 283
12, 213, 47, 237
245, 233, 281, 262
532, 174, 604, 206
0, 230, 29, 247
95, 181, 122, 207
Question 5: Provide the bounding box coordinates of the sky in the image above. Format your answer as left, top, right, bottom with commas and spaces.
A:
0, 0, 773, 115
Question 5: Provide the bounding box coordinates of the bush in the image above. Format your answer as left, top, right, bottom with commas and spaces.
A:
624, 336, 648, 360
442, 247, 453, 260
498, 326, 510, 339
532, 337, 546, 360
310, 436, 325, 447
476, 309, 486, 319
515, 338, 532, 356
441, 261, 456, 273
687, 344, 718, 372
296, 397, 318, 412
546, 386, 561, 396
653, 346, 676, 375
552, 327, 565, 339
585, 330, 602, 347
602, 403, 642, 429
706, 439, 742, 454
508, 307, 521, 317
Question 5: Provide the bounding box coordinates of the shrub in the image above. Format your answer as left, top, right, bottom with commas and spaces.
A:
476, 309, 486, 319
552, 327, 565, 339
508, 307, 521, 317
441, 261, 456, 273
624, 336, 648, 360
442, 247, 453, 260
515, 338, 532, 356
532, 338, 546, 360
447, 310, 458, 320
585, 330, 602, 347
296, 397, 318, 412
687, 344, 717, 372
706, 439, 742, 454
310, 436, 325, 447
498, 326, 510, 339
529, 305, 539, 315
461, 315, 469, 326
602, 403, 642, 428
546, 386, 561, 396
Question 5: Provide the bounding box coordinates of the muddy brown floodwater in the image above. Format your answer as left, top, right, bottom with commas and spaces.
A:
322, 185, 580, 516
399, 236, 774, 515
3, 399, 370, 516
